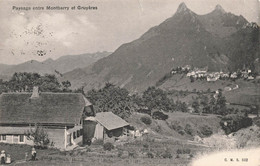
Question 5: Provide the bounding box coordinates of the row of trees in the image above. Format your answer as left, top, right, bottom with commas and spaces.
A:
86, 84, 189, 119
191, 90, 228, 115
86, 83, 237, 119
0, 72, 72, 93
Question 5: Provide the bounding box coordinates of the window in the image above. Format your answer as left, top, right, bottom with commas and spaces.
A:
77, 130, 80, 137
73, 132, 76, 139
2, 135, 6, 141
0, 135, 1, 141
80, 129, 83, 136
13, 135, 19, 143
19, 135, 25, 142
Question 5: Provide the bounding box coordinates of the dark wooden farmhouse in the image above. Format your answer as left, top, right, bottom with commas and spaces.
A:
0, 87, 93, 149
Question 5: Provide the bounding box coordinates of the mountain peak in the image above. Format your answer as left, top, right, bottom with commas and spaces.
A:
214, 4, 226, 13
43, 58, 54, 63
176, 2, 189, 13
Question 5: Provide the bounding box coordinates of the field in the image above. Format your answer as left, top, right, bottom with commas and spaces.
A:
1, 112, 258, 166
0, 139, 209, 166
0, 112, 220, 166
160, 74, 260, 112
0, 143, 59, 163
0, 140, 208, 166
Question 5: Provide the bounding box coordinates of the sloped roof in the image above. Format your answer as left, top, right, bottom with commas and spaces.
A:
0, 126, 30, 134
0, 92, 89, 125
95, 112, 129, 130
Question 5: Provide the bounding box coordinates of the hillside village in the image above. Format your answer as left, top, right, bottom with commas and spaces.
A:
169, 65, 256, 82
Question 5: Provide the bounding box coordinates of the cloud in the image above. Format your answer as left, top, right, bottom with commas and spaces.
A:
1, 12, 97, 64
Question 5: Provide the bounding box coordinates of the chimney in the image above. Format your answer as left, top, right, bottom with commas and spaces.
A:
31, 86, 39, 98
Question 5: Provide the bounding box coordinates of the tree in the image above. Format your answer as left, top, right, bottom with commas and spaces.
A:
175, 101, 188, 112
86, 83, 136, 119
62, 80, 72, 92
7, 72, 42, 92
1, 72, 68, 93
25, 124, 51, 149
215, 90, 227, 115
0, 79, 8, 93
74, 86, 85, 95
200, 95, 210, 113
192, 100, 200, 114
209, 94, 216, 114
38, 74, 61, 92
190, 76, 195, 83
142, 87, 174, 112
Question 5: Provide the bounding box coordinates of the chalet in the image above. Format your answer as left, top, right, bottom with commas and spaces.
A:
248, 76, 254, 80
83, 112, 129, 143
224, 87, 232, 91
0, 87, 93, 150
182, 65, 191, 71
221, 73, 229, 78
171, 70, 177, 74
187, 71, 195, 77
207, 76, 218, 82
230, 72, 237, 78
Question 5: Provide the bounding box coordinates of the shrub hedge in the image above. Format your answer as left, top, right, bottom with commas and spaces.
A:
140, 116, 152, 125
220, 114, 253, 134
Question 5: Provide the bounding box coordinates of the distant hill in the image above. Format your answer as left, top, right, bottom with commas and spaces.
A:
61, 3, 260, 92
0, 51, 111, 80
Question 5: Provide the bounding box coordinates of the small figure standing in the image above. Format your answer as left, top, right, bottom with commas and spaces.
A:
25, 152, 28, 161
0, 150, 6, 165
5, 154, 11, 164
31, 148, 37, 161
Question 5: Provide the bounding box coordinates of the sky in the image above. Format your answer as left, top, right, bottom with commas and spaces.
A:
0, 0, 259, 64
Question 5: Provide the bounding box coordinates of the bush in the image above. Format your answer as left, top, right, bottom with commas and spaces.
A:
161, 149, 172, 159
103, 142, 114, 151
143, 143, 149, 149
117, 150, 123, 157
178, 130, 185, 135
147, 152, 154, 158
184, 124, 194, 135
140, 116, 152, 125
152, 111, 168, 120
154, 125, 161, 133
220, 114, 253, 134
92, 139, 104, 145
137, 109, 152, 115
253, 117, 260, 127
176, 148, 191, 154
128, 151, 138, 158
127, 125, 135, 130
25, 124, 50, 149
200, 125, 213, 137
118, 150, 128, 158
169, 123, 185, 135
168, 121, 180, 130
